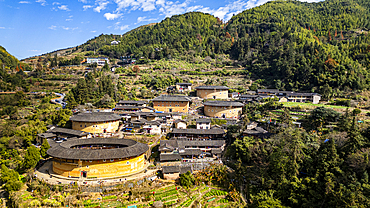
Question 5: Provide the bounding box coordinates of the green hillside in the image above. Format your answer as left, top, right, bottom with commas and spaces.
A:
0, 46, 19, 70
227, 0, 370, 95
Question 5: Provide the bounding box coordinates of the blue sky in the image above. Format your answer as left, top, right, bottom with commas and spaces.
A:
0, 0, 322, 60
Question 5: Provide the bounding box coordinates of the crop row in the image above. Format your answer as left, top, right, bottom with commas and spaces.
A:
204, 190, 228, 198
162, 195, 178, 202
217, 199, 229, 203
164, 200, 178, 206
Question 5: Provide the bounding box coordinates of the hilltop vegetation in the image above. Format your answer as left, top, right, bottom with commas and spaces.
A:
0, 46, 19, 70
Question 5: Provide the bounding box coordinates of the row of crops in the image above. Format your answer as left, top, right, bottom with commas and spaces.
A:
204, 190, 228, 198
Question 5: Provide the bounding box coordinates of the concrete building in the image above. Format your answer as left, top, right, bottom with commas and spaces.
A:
86, 57, 109, 65
70, 112, 121, 134
195, 86, 229, 99
203, 101, 244, 118
152, 95, 191, 113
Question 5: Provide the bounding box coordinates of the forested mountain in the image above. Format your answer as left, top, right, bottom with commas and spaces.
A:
18, 0, 368, 97
70, 0, 370, 96
0, 46, 19, 70
228, 0, 370, 95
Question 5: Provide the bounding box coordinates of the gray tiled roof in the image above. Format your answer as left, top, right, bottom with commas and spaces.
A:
160, 154, 182, 161
257, 89, 279, 93
203, 101, 244, 107
195, 86, 229, 90
178, 140, 225, 147
180, 149, 202, 156
117, 100, 148, 105
180, 166, 192, 174
176, 83, 192, 86
38, 133, 56, 139
171, 128, 225, 135
152, 95, 191, 102
70, 112, 122, 122
162, 166, 180, 173
47, 127, 89, 137
159, 140, 225, 151
47, 138, 148, 160
196, 118, 211, 124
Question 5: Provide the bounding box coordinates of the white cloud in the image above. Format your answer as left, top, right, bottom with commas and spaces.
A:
19, 1, 31, 3
66, 18, 73, 21
137, 16, 157, 23
52, 2, 60, 5
36, 0, 46, 6
119, 25, 129, 30
79, 0, 88, 3
62, 26, 78, 30
83, 5, 93, 10
114, 22, 129, 30
114, 0, 156, 12
104, 12, 122, 20
91, 30, 97, 32
48, 25, 57, 30
94, 0, 109, 13
158, 0, 190, 17
58, 5, 70, 11
0, 27, 5, 29
29, 49, 40, 52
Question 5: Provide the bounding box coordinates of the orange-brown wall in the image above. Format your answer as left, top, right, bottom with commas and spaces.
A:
72, 120, 120, 133
196, 89, 228, 99
204, 105, 242, 118
52, 154, 146, 178
153, 101, 189, 113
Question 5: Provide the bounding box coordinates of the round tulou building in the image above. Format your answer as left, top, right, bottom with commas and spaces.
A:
70, 112, 122, 134
47, 138, 149, 178
203, 101, 244, 118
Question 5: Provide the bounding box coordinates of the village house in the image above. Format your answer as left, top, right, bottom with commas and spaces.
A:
152, 95, 191, 113
242, 122, 272, 139
196, 118, 211, 129
168, 128, 225, 140
195, 86, 229, 99
159, 139, 226, 164
162, 166, 192, 180
86, 57, 109, 65
256, 89, 322, 104
176, 83, 192, 92
174, 119, 187, 129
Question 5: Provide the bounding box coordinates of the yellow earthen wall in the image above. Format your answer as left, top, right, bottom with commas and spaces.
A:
52, 154, 146, 178
204, 105, 242, 118
72, 120, 120, 133
196, 89, 228, 99
153, 101, 189, 113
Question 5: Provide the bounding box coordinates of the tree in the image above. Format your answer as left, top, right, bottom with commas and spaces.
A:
50, 109, 72, 127
1, 164, 22, 192
23, 146, 40, 170
102, 61, 109, 71
249, 190, 287, 208
179, 171, 194, 188
40, 139, 50, 158
133, 65, 140, 78
279, 108, 292, 125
